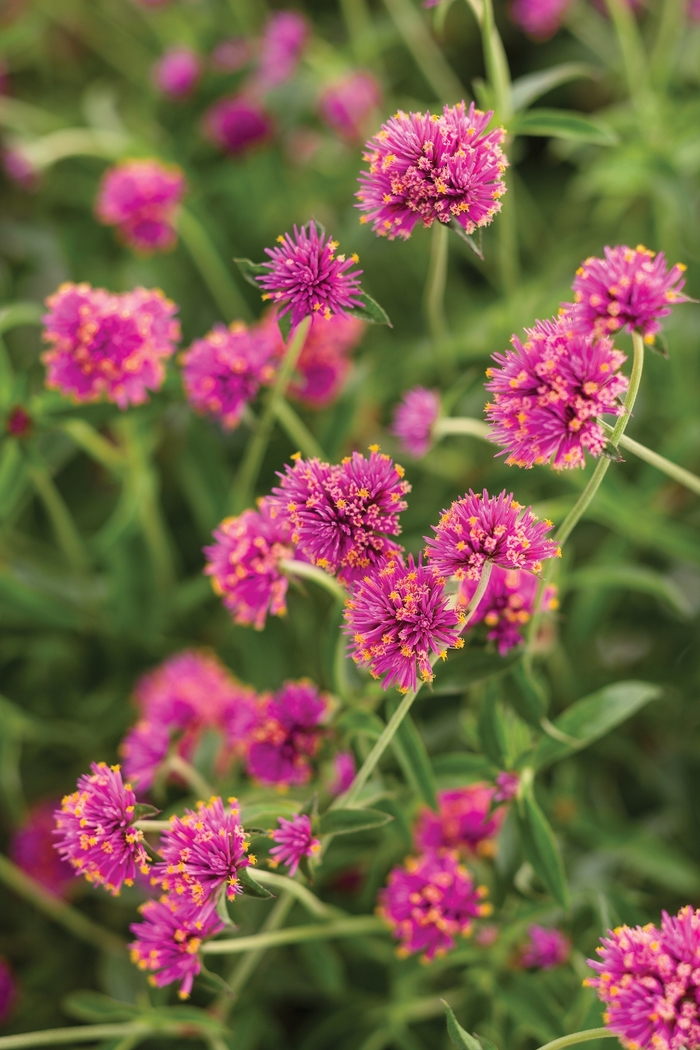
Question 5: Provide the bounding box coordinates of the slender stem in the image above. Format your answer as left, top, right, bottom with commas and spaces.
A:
0, 301, 44, 337
479, 0, 513, 120
202, 915, 385, 954
273, 399, 325, 460
340, 0, 374, 61
0, 1025, 151, 1049
339, 688, 423, 807
177, 208, 251, 323
424, 222, 449, 344
58, 419, 125, 475
381, 0, 465, 102
134, 820, 170, 832
168, 754, 214, 800
597, 426, 700, 498
604, 0, 651, 118
118, 418, 175, 596
231, 317, 311, 513
535, 1029, 614, 1050
462, 559, 494, 627
0, 853, 126, 957
252, 870, 338, 918
433, 417, 491, 440
279, 559, 348, 604
649, 0, 685, 88
27, 460, 91, 574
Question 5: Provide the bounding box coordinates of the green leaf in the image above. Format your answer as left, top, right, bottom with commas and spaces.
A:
478, 685, 509, 766
442, 1001, 483, 1050
335, 709, 385, 740
132, 803, 160, 820
237, 866, 275, 899
233, 257, 267, 289
62, 991, 139, 1023
432, 753, 496, 780
511, 661, 548, 727
449, 220, 484, 259
386, 698, 437, 809
532, 680, 662, 770
511, 63, 599, 112
565, 565, 694, 619
512, 108, 618, 144
516, 790, 569, 907
319, 807, 393, 836
0, 301, 43, 335
344, 290, 392, 326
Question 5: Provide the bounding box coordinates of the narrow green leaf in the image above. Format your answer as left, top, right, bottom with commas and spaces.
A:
442, 1001, 483, 1050
517, 791, 569, 907
511, 661, 548, 727
345, 290, 392, 326
62, 992, 139, 1024
449, 220, 484, 259
319, 807, 393, 836
335, 708, 385, 740
233, 257, 267, 289
237, 866, 275, 899
511, 63, 599, 112
565, 565, 694, 619
132, 803, 160, 820
512, 108, 618, 144
432, 753, 496, 780
386, 698, 437, 809
478, 685, 509, 766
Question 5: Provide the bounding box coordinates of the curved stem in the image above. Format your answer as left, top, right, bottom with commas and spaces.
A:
0, 301, 43, 337
27, 458, 91, 575
177, 208, 251, 323
273, 399, 325, 460
433, 417, 491, 441
252, 870, 338, 918
535, 1029, 614, 1050
167, 754, 214, 800
597, 424, 700, 497
461, 559, 494, 627
202, 915, 385, 955
279, 559, 348, 604
0, 1025, 150, 1049
58, 419, 125, 476
424, 221, 449, 344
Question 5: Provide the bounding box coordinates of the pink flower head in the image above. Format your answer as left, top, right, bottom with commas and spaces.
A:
379, 850, 491, 961
11, 800, 75, 897
391, 387, 440, 458
204, 500, 295, 630
344, 554, 463, 693
564, 245, 690, 340
255, 11, 308, 91
42, 283, 179, 408
96, 159, 186, 254
210, 38, 251, 73
357, 101, 507, 241
494, 771, 520, 802
53, 762, 150, 895
270, 813, 320, 875
154, 797, 250, 904
2, 146, 37, 190
330, 751, 356, 795
6, 406, 32, 438
130, 897, 223, 998
269, 448, 410, 585
319, 72, 381, 142
204, 94, 273, 155
181, 316, 281, 430
485, 317, 628, 470
510, 0, 572, 38
0, 958, 16, 1024
285, 313, 365, 408
153, 48, 201, 98
414, 784, 504, 855
690, 0, 700, 20
257, 223, 364, 327
522, 924, 571, 969
457, 566, 559, 654
247, 680, 328, 787
426, 489, 560, 581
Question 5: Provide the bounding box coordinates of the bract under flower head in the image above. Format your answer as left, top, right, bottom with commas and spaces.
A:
344, 554, 463, 693
247, 680, 328, 786
319, 72, 381, 142
53, 762, 150, 895
283, 313, 364, 408
521, 924, 570, 969
426, 489, 560, 581
357, 101, 507, 241
414, 784, 505, 855
203, 94, 273, 155
255, 11, 308, 91
270, 813, 320, 876
153, 47, 201, 98
379, 849, 491, 961
391, 387, 440, 458
257, 223, 364, 327
204, 500, 295, 629
154, 797, 250, 904
510, 0, 572, 38
485, 317, 628, 470
95, 159, 186, 254
181, 316, 281, 430
457, 566, 558, 653
42, 282, 179, 408
269, 448, 410, 585
130, 897, 223, 999
11, 800, 75, 897
564, 245, 690, 340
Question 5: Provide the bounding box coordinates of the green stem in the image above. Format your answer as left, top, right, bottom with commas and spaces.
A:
273, 399, 325, 460
118, 418, 175, 596
535, 1029, 614, 1050
604, 0, 651, 117
202, 915, 385, 955
178, 208, 251, 323
168, 754, 214, 799
479, 0, 513, 120
218, 892, 294, 1017
339, 687, 423, 807
0, 301, 44, 337
462, 559, 494, 626
649, 0, 685, 88
0, 1025, 150, 1049
279, 558, 348, 604
231, 316, 311, 513
424, 222, 449, 344
597, 425, 700, 497
58, 419, 125, 475
381, 0, 465, 102
134, 820, 170, 832
0, 853, 126, 957
433, 417, 491, 440
27, 459, 91, 574
252, 870, 338, 919
340, 0, 373, 61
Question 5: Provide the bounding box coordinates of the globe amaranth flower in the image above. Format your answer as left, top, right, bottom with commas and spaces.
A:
391, 387, 440, 458
357, 101, 507, 241
95, 159, 186, 254
42, 282, 179, 408
509, 0, 572, 39
282, 313, 365, 408
254, 11, 308, 91
521, 924, 570, 969
329, 751, 356, 795
319, 72, 381, 142
426, 489, 560, 581
378, 850, 492, 961
257, 223, 364, 326
211, 37, 251, 73
414, 784, 506, 856
270, 814, 320, 876
181, 315, 281, 430
269, 447, 410, 585
247, 680, 328, 787
494, 770, 520, 802
154, 797, 251, 905
485, 317, 628, 470
153, 47, 201, 98
2, 145, 37, 190
563, 245, 690, 340
457, 566, 559, 654
586, 906, 700, 1050
53, 763, 150, 895
690, 0, 700, 21
0, 958, 15, 1025
203, 94, 273, 155
204, 499, 296, 630
130, 897, 224, 999
344, 555, 463, 693
11, 800, 75, 897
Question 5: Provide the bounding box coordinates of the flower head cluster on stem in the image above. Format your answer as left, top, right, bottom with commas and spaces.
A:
247, 680, 329, 787
95, 159, 186, 254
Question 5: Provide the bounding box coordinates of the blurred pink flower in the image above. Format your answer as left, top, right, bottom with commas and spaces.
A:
11, 800, 75, 897
255, 11, 308, 91
280, 313, 364, 408
330, 751, 356, 795
2, 146, 37, 191
210, 37, 251, 73
510, 0, 572, 39
522, 924, 571, 968
95, 159, 186, 254
247, 680, 328, 787
203, 94, 273, 155
494, 771, 520, 802
690, 0, 700, 19
391, 387, 440, 458
0, 959, 16, 1024
414, 784, 505, 855
319, 72, 381, 142
153, 48, 201, 98
457, 566, 559, 653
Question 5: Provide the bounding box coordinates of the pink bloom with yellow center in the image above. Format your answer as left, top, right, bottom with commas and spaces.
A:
153, 47, 201, 98
11, 800, 75, 897
457, 566, 559, 654
509, 0, 572, 39
270, 814, 320, 876
391, 387, 440, 458
42, 282, 179, 408
247, 680, 328, 787
130, 897, 224, 999
255, 11, 308, 91
379, 850, 491, 961
203, 94, 273, 155
414, 784, 505, 856
319, 72, 381, 142
95, 159, 186, 254
53, 762, 150, 895
522, 924, 571, 969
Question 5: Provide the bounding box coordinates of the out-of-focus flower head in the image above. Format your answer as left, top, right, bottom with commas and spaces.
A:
153, 47, 201, 98
426, 489, 560, 581
277, 313, 364, 408
391, 387, 440, 458
521, 924, 571, 969
494, 771, 520, 801
2, 145, 38, 190
344, 554, 463, 693
254, 11, 308, 92
485, 317, 628, 470
203, 94, 273, 155
690, 0, 700, 20
0, 958, 16, 1024
270, 813, 320, 875
247, 680, 328, 787
130, 897, 223, 999
379, 850, 492, 961
269, 448, 410, 585
319, 72, 381, 142
509, 0, 572, 38
329, 751, 356, 795
204, 500, 296, 630
95, 159, 186, 254
563, 245, 690, 341
457, 566, 559, 654
53, 763, 150, 895
357, 101, 507, 241
257, 223, 364, 327
5, 405, 32, 438
414, 784, 505, 855
181, 315, 281, 430
11, 800, 75, 897
210, 37, 251, 73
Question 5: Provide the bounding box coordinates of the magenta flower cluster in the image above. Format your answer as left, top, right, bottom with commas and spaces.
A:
270, 814, 320, 875
153, 48, 201, 98
391, 386, 440, 458
521, 924, 571, 969
130, 897, 224, 999
414, 784, 506, 856
319, 72, 381, 142
457, 566, 559, 653
95, 159, 186, 254
247, 680, 328, 787
286, 313, 365, 407
509, 0, 573, 39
